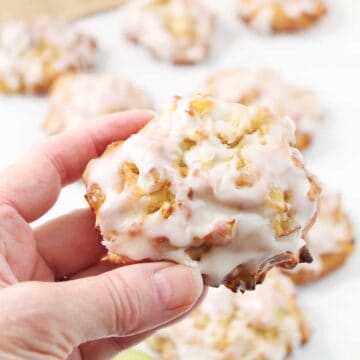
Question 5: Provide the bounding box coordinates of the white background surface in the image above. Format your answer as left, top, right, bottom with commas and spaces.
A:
0, 1, 360, 359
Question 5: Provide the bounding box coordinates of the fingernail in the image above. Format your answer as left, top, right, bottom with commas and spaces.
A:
154, 265, 203, 310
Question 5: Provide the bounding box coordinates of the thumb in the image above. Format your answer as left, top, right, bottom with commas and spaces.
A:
0, 262, 203, 356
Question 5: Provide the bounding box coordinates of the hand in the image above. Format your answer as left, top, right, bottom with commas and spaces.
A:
0, 112, 204, 360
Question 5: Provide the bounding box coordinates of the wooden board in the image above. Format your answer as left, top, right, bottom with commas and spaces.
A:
0, 0, 126, 25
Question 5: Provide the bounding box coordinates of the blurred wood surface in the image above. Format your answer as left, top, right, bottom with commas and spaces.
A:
0, 0, 126, 24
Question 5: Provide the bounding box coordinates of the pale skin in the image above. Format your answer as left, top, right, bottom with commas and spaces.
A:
0, 111, 204, 360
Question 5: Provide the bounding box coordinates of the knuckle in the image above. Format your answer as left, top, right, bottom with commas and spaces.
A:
103, 272, 142, 335
0, 200, 19, 222
0, 201, 32, 241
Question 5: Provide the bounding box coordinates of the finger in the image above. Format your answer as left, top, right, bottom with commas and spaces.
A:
0, 111, 153, 222
69, 260, 118, 280
76, 289, 208, 360
0, 263, 203, 358
34, 208, 106, 279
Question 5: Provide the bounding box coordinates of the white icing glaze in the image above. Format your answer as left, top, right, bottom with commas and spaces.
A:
84, 95, 319, 287
294, 189, 353, 273
45, 73, 152, 134
0, 17, 97, 92
150, 269, 307, 360
238, 0, 325, 33
124, 0, 214, 64
203, 68, 324, 141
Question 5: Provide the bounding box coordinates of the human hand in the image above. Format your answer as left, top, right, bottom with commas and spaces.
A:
0, 111, 204, 360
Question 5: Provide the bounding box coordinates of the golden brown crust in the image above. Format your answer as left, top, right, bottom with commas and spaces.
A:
295, 131, 312, 151
222, 251, 304, 292
107, 253, 139, 265
84, 183, 105, 215
271, 2, 327, 33
240, 1, 327, 34
0, 75, 49, 95
289, 239, 354, 284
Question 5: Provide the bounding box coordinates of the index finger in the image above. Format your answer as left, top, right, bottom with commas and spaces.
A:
0, 110, 153, 222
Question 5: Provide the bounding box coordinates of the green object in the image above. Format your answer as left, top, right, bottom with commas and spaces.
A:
113, 349, 154, 360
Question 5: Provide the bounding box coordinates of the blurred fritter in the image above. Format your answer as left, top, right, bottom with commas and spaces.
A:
123, 0, 215, 65
0, 17, 97, 94
288, 189, 354, 284
203, 68, 324, 150
44, 73, 152, 135
149, 269, 309, 360
238, 0, 327, 33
